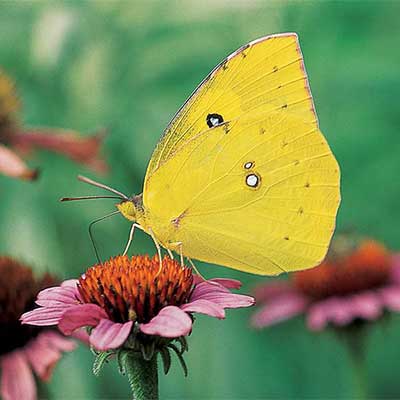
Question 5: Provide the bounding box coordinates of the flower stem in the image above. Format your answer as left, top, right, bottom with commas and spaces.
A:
124, 351, 159, 400
348, 347, 368, 400
335, 325, 368, 399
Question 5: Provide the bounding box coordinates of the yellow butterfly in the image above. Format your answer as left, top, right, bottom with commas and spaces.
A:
64, 33, 341, 276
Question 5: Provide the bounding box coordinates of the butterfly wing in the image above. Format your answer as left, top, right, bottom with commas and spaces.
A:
145, 33, 318, 180
143, 111, 340, 275
142, 33, 340, 275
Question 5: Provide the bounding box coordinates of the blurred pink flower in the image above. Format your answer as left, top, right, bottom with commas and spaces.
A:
22, 255, 254, 351
0, 144, 38, 180
0, 257, 76, 400
0, 69, 107, 180
251, 240, 400, 331
1, 331, 76, 400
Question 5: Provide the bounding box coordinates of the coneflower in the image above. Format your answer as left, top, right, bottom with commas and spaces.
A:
0, 69, 107, 180
22, 254, 255, 400
0, 257, 76, 400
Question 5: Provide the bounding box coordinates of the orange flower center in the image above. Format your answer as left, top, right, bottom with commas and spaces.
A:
293, 240, 391, 299
0, 257, 56, 354
77, 255, 194, 323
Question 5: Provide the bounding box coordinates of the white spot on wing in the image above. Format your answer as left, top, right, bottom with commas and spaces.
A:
210, 116, 220, 126
246, 174, 259, 187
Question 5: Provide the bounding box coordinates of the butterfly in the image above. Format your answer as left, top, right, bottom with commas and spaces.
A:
64, 33, 341, 276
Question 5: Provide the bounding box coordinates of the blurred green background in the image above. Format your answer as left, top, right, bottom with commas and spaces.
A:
1, 1, 400, 399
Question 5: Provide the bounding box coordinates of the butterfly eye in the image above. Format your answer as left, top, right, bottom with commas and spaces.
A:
206, 113, 224, 128
245, 173, 260, 188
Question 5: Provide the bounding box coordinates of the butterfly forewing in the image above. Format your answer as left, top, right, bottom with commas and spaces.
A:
145, 33, 318, 181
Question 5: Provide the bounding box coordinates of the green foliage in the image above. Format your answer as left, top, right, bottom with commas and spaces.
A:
92, 351, 114, 377
0, 1, 400, 398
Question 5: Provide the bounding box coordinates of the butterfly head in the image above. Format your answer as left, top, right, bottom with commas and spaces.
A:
61, 175, 146, 226
116, 194, 144, 223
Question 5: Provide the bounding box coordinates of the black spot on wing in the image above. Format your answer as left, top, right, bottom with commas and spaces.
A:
206, 113, 224, 128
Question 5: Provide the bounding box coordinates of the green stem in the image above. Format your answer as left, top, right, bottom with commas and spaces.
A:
335, 326, 368, 399
124, 351, 159, 400
348, 347, 368, 400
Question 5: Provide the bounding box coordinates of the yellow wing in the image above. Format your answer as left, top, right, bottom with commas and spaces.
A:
143, 111, 340, 275
145, 33, 318, 180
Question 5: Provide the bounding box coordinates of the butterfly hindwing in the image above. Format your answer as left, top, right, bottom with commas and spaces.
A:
143, 111, 340, 275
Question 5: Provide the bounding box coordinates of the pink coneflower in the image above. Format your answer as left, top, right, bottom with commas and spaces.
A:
0, 257, 76, 400
0, 69, 107, 180
251, 237, 400, 398
22, 254, 254, 349
251, 239, 400, 331
22, 254, 254, 398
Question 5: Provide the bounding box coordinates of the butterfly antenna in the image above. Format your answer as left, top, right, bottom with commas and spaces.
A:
77, 175, 129, 200
60, 195, 124, 202
89, 211, 120, 263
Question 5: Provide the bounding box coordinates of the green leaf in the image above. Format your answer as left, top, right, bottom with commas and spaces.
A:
92, 351, 113, 376
177, 336, 188, 354
168, 343, 188, 377
141, 340, 155, 361
117, 350, 130, 375
160, 347, 171, 375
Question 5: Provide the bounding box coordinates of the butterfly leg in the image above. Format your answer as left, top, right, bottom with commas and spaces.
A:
177, 242, 184, 266
167, 249, 174, 259
187, 257, 209, 282
122, 223, 138, 256
168, 242, 183, 265
148, 228, 163, 273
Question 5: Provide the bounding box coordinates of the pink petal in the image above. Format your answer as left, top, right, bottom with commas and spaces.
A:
253, 281, 294, 303
192, 275, 206, 285
25, 335, 62, 381
40, 331, 76, 352
210, 278, 242, 289
346, 292, 382, 320
307, 297, 353, 331
0, 143, 38, 180
61, 279, 79, 288
58, 304, 108, 335
390, 255, 400, 284
191, 282, 254, 309
307, 292, 384, 331
12, 129, 107, 173
140, 306, 192, 338
36, 285, 78, 307
90, 319, 133, 351
20, 307, 66, 326
193, 276, 242, 289
380, 285, 400, 311
181, 299, 225, 319
191, 281, 229, 299
251, 293, 308, 329
1, 350, 36, 400
211, 292, 255, 308
71, 328, 90, 344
